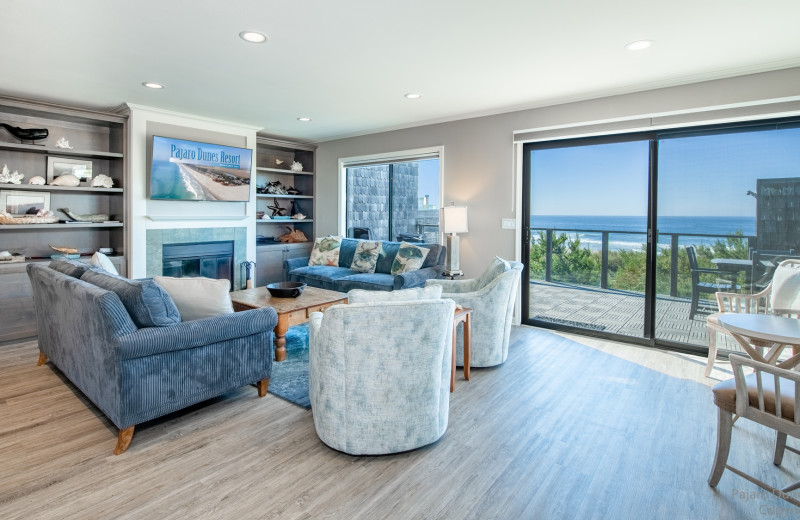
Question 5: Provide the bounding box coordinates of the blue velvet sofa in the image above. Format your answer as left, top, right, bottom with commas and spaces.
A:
284, 238, 446, 292
27, 260, 278, 454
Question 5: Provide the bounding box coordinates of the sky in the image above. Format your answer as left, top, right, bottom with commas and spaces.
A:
530, 126, 800, 217
417, 158, 440, 206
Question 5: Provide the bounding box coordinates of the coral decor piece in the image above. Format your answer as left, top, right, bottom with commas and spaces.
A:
90, 174, 114, 188
290, 161, 303, 172
55, 137, 74, 149
0, 164, 23, 184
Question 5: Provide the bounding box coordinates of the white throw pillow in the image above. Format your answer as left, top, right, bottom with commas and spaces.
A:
153, 276, 233, 321
90, 251, 119, 275
347, 285, 443, 304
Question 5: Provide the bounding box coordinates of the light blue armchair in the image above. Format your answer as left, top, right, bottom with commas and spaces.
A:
426, 257, 522, 367
308, 296, 455, 455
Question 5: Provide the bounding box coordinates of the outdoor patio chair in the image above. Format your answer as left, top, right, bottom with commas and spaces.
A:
687, 246, 739, 320
708, 354, 800, 507
705, 258, 800, 376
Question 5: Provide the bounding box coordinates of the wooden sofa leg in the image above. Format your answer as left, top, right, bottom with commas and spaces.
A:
37, 352, 48, 366
114, 426, 135, 455
257, 378, 270, 397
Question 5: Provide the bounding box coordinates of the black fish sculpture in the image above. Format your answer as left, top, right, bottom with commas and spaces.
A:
0, 123, 49, 144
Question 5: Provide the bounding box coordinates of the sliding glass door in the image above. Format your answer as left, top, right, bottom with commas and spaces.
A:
522, 118, 800, 352
523, 137, 651, 340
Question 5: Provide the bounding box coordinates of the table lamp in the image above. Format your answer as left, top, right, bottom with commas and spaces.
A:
442, 203, 468, 277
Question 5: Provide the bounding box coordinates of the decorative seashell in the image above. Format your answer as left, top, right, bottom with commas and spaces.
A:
51, 174, 81, 187
275, 159, 284, 165
291, 213, 306, 220
290, 161, 303, 172
91, 174, 114, 188
0, 251, 11, 259
28, 176, 46, 185
55, 137, 74, 149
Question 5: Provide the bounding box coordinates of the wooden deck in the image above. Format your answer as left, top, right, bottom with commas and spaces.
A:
529, 281, 741, 351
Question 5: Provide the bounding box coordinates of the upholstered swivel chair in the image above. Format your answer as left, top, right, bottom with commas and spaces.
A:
426, 257, 523, 367
706, 259, 800, 376
308, 296, 455, 455
709, 354, 800, 506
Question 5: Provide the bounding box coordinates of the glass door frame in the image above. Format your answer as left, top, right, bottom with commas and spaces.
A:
521, 131, 709, 356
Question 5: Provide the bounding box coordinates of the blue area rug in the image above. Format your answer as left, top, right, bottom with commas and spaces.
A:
269, 324, 311, 409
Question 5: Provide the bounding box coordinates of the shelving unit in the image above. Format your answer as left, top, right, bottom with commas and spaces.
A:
254, 136, 316, 285
0, 95, 127, 341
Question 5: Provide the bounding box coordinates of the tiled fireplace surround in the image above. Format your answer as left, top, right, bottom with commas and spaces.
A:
146, 227, 247, 290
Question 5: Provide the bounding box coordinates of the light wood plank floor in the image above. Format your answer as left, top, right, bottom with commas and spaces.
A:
1, 327, 799, 519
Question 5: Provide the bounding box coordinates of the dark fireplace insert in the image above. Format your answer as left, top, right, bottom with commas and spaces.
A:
162, 241, 233, 286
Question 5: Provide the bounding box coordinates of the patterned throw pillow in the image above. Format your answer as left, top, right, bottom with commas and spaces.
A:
350, 240, 383, 273
308, 236, 342, 266
390, 242, 430, 275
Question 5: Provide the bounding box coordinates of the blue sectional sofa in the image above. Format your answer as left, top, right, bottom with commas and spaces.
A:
27, 260, 278, 454
284, 238, 446, 292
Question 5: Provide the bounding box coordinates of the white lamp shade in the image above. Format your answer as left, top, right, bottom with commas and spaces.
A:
443, 206, 468, 234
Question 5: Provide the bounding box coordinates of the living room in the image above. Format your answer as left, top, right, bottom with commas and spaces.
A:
2, 2, 800, 518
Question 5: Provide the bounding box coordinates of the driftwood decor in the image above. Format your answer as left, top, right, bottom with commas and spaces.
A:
278, 227, 308, 243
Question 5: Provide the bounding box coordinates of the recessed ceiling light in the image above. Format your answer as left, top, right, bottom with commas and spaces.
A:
239, 31, 268, 43
142, 82, 164, 89
404, 93, 422, 99
297, 117, 312, 122
625, 40, 653, 51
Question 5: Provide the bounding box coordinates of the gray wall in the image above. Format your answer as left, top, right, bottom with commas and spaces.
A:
315, 67, 800, 278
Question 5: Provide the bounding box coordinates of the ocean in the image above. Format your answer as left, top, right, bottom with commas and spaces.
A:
530, 215, 755, 252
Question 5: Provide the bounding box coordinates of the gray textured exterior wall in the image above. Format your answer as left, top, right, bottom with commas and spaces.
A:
756, 177, 800, 251
346, 163, 432, 242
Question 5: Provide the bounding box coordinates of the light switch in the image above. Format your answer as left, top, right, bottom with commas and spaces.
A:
501, 218, 516, 229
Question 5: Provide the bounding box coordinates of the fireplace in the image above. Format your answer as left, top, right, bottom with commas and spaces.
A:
162, 241, 234, 286
146, 227, 247, 289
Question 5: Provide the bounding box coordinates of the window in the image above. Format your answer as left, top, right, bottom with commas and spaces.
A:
344, 156, 440, 243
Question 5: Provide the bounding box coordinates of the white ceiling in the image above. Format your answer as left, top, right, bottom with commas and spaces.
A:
2, 0, 800, 142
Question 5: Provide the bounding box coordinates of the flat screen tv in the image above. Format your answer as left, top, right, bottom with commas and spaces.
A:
150, 136, 252, 202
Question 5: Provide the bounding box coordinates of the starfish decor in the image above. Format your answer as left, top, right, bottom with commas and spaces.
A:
268, 198, 287, 217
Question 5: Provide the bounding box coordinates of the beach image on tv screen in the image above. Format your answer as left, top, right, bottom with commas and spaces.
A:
150, 136, 252, 201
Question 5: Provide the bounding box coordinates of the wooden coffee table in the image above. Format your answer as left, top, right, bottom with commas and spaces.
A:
230, 286, 348, 362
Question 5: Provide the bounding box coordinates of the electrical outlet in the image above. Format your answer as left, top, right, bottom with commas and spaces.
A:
501, 218, 516, 229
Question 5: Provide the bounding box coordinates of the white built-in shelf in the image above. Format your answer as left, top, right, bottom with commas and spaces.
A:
0, 222, 124, 230
0, 184, 123, 193
256, 219, 313, 224
0, 141, 123, 159
256, 194, 312, 199
255, 166, 314, 176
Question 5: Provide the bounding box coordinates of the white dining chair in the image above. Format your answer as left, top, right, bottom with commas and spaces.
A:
705, 259, 800, 377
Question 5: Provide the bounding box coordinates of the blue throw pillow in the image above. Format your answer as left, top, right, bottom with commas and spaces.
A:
81, 270, 181, 328
49, 258, 94, 278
